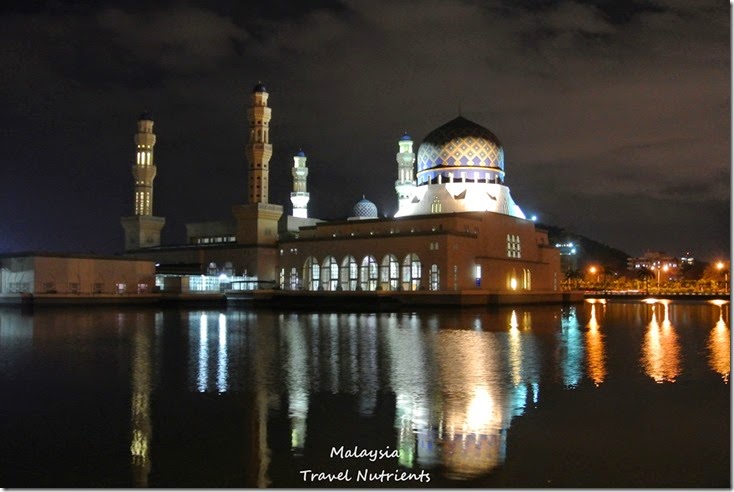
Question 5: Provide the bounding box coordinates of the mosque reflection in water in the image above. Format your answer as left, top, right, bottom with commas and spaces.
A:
6, 300, 724, 486
137, 299, 723, 485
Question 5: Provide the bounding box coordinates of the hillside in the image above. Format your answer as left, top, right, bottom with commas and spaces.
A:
540, 224, 631, 274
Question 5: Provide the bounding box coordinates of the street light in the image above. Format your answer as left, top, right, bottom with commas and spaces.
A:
589, 266, 599, 287
716, 261, 728, 292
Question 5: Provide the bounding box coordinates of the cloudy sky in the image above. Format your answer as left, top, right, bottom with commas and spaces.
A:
0, 0, 729, 260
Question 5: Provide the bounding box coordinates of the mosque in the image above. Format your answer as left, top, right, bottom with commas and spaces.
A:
121, 83, 561, 301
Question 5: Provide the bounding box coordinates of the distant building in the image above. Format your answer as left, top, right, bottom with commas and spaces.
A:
627, 250, 679, 280
0, 253, 155, 296
554, 241, 579, 272
122, 83, 562, 297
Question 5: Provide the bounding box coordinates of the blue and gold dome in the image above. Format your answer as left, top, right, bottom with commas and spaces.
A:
416, 116, 504, 185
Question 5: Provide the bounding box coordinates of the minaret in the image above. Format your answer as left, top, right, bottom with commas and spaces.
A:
232, 82, 283, 266
394, 132, 416, 214
290, 150, 310, 218
247, 82, 273, 204
121, 113, 165, 250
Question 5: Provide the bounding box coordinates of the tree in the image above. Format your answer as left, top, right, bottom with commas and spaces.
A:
564, 269, 583, 290
637, 267, 654, 294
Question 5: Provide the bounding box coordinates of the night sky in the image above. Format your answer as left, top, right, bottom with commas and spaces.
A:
0, 0, 729, 261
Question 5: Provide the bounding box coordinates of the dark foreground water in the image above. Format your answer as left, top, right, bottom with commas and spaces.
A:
0, 299, 729, 488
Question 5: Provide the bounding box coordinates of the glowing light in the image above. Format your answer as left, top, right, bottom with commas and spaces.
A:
216, 313, 228, 393
466, 386, 493, 432
585, 304, 606, 386
510, 278, 517, 290
641, 303, 681, 383
531, 215, 537, 221
509, 310, 519, 330
508, 311, 522, 385
560, 307, 583, 388
197, 314, 208, 392
708, 304, 730, 383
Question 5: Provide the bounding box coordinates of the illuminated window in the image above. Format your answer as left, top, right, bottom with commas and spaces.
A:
303, 256, 320, 291
340, 255, 358, 291
507, 234, 521, 258
321, 256, 338, 291
430, 264, 440, 291
360, 256, 378, 291
431, 196, 442, 214
381, 254, 400, 291
402, 253, 422, 291
289, 267, 299, 290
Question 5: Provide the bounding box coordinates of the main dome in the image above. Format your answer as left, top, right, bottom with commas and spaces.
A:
416, 116, 505, 185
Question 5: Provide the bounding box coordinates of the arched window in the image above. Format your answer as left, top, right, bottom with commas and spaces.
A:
321, 256, 339, 291
507, 268, 518, 291
380, 254, 400, 291
360, 256, 378, 291
523, 268, 531, 290
340, 255, 358, 291
430, 264, 440, 291
303, 256, 320, 291
207, 262, 218, 276
402, 253, 422, 291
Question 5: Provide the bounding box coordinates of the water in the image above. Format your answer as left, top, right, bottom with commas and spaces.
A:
0, 299, 729, 487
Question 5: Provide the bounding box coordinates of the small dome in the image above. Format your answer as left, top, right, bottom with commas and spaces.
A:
295, 149, 306, 157
138, 111, 153, 121
252, 82, 267, 93
400, 132, 412, 141
352, 197, 378, 219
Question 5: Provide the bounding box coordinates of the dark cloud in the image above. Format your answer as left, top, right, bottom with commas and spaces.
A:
0, 0, 728, 260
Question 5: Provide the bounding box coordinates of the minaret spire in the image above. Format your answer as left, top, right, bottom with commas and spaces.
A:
290, 149, 310, 218
246, 82, 273, 204
394, 132, 416, 217
120, 112, 165, 250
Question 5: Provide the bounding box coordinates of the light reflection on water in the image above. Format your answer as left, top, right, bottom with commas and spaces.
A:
0, 300, 728, 487
641, 300, 681, 383
708, 300, 730, 383
585, 300, 607, 386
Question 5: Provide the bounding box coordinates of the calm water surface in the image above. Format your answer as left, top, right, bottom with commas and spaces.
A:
0, 300, 729, 487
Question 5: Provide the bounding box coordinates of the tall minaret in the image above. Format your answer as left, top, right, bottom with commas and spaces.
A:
394, 132, 416, 215
247, 82, 273, 204
232, 82, 283, 274
121, 113, 165, 250
290, 150, 310, 218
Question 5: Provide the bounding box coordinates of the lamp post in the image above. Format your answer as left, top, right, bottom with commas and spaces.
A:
589, 266, 598, 289
656, 264, 669, 289
716, 261, 728, 292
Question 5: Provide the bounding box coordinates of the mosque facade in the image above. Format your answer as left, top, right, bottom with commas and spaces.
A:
122, 83, 561, 298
